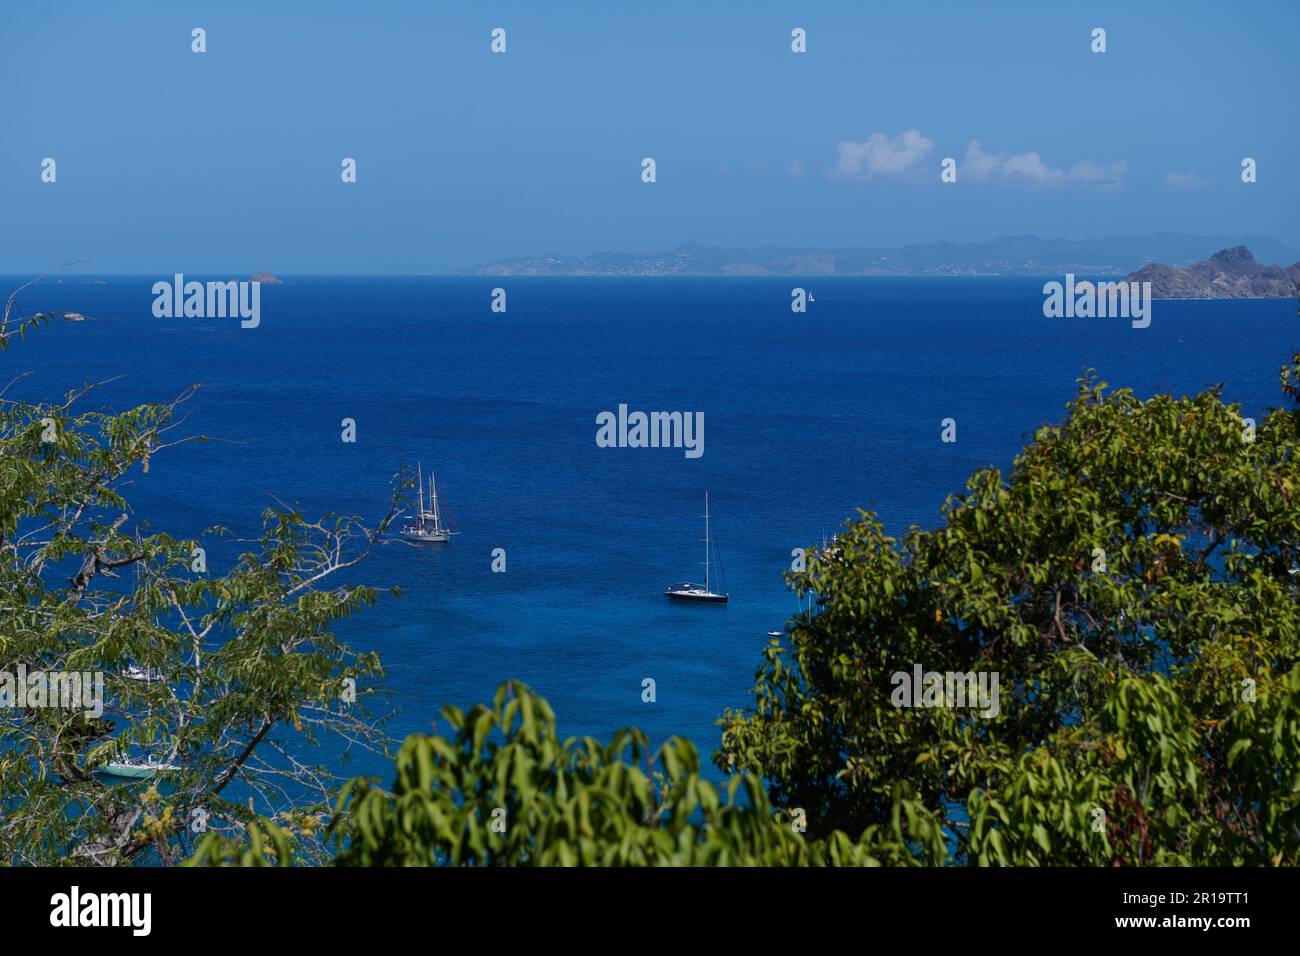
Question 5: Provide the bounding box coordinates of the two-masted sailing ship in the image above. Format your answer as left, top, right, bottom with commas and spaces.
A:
401, 463, 458, 543
665, 491, 729, 604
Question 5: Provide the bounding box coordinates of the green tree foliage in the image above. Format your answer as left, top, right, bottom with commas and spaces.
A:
718, 359, 1300, 866
1, 299, 396, 865
189, 680, 947, 866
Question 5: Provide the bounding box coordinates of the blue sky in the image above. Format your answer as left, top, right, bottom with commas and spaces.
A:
2, 0, 1297, 273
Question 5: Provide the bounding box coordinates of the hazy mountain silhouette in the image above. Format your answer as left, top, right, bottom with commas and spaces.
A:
465, 234, 1300, 278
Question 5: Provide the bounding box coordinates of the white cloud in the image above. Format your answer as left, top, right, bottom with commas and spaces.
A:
829, 132, 1125, 189
962, 141, 1126, 190
785, 160, 805, 179
1163, 171, 1210, 191
961, 140, 1004, 182
831, 129, 934, 180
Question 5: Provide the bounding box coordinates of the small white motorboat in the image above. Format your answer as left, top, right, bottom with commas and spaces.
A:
101, 753, 180, 780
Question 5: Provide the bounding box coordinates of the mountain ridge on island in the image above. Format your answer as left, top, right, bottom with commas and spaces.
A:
462, 234, 1300, 279
1122, 246, 1300, 299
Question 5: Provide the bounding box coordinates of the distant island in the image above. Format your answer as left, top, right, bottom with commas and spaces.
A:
250, 272, 284, 285
1123, 246, 1300, 299
464, 234, 1300, 279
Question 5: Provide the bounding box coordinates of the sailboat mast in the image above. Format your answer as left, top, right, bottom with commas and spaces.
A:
417, 463, 425, 526
704, 491, 710, 593
431, 472, 440, 524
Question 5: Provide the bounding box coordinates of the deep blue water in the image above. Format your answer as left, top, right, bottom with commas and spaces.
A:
7, 276, 1297, 783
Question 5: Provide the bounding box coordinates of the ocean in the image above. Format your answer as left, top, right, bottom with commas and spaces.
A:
7, 275, 1296, 782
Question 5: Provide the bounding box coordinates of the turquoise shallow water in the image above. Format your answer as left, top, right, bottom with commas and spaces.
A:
8, 275, 1296, 782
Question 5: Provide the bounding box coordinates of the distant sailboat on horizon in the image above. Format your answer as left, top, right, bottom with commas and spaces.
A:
665, 491, 728, 604
400, 462, 458, 544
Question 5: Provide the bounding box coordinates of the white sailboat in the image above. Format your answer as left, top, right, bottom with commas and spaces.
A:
665, 491, 729, 604
401, 463, 457, 543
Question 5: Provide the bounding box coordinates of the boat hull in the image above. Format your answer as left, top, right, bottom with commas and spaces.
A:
400, 529, 453, 543
665, 589, 728, 604
101, 764, 176, 780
